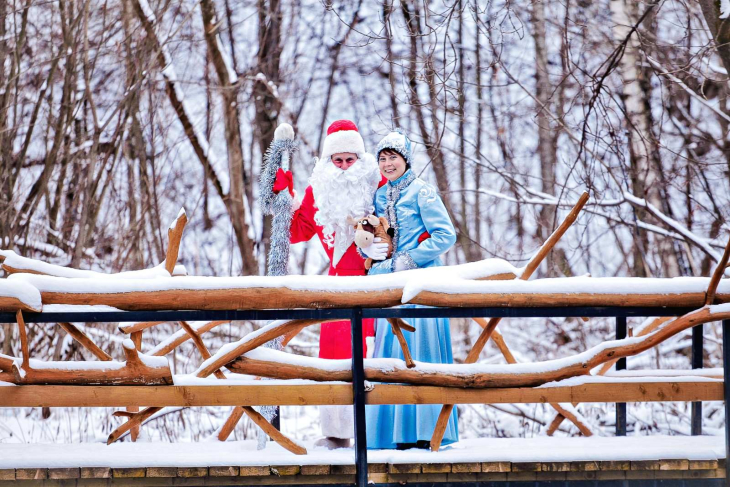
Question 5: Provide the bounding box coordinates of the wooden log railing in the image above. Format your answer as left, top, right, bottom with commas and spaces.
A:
1, 305, 728, 487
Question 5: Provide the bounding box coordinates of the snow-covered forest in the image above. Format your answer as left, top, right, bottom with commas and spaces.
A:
2, 0, 730, 443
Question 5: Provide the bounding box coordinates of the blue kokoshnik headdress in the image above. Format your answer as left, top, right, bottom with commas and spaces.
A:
376, 129, 413, 167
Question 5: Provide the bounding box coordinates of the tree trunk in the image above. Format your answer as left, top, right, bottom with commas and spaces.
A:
610, 0, 678, 277
200, 0, 258, 275
532, 0, 557, 261
254, 0, 283, 273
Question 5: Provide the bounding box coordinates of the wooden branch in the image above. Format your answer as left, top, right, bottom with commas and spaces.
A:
706, 233, 730, 305
389, 317, 416, 333
240, 406, 307, 455
128, 331, 143, 441
107, 406, 161, 444
196, 319, 332, 378
471, 318, 592, 436
179, 321, 226, 379
17, 310, 29, 369
281, 319, 343, 347
522, 192, 590, 278
0, 353, 21, 383
229, 355, 351, 382
0, 353, 17, 372
28, 285, 730, 311
227, 308, 728, 387
165, 209, 188, 275
596, 317, 672, 376
0, 296, 40, 313
217, 406, 245, 441
488, 329, 516, 364
118, 322, 167, 335
547, 316, 673, 434
431, 192, 589, 451
387, 318, 415, 368
6, 340, 173, 385
22, 258, 519, 311
150, 321, 228, 356
38, 287, 405, 311
546, 413, 565, 436
408, 290, 727, 308
549, 403, 593, 436
58, 323, 112, 361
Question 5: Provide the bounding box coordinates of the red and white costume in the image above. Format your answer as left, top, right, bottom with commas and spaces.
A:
290, 184, 381, 359
284, 120, 385, 359
274, 120, 384, 441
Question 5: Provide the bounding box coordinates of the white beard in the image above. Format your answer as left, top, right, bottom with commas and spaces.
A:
310, 153, 381, 266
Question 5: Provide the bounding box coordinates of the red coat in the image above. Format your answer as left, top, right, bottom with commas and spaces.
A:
291, 184, 383, 359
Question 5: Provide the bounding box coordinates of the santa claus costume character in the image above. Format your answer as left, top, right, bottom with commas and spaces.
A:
272, 120, 386, 448
365, 130, 459, 450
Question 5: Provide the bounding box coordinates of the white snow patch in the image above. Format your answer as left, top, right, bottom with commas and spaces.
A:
409, 275, 730, 298
7, 258, 520, 299
0, 279, 42, 311
0, 436, 722, 467
0, 250, 171, 279
721, 0, 730, 19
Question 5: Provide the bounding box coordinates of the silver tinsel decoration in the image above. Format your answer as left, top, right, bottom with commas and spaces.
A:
256, 128, 297, 449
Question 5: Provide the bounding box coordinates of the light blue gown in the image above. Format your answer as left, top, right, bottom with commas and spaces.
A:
366, 169, 459, 449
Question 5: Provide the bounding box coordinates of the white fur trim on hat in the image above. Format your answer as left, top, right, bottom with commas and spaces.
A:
321, 130, 366, 161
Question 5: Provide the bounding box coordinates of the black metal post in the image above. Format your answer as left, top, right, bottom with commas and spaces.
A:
691, 324, 703, 435
351, 307, 368, 487
723, 320, 730, 487
616, 316, 627, 436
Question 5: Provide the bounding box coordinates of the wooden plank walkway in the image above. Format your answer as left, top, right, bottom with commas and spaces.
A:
0, 459, 723, 485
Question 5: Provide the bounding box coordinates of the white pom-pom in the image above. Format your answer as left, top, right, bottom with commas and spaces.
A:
274, 123, 294, 141
291, 190, 302, 212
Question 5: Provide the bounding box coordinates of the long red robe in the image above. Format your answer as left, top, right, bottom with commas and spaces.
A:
290, 185, 379, 359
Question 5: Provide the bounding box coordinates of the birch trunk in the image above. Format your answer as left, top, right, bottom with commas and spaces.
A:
610, 0, 679, 277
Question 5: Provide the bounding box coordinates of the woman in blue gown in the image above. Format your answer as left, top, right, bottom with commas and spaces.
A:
365, 130, 459, 450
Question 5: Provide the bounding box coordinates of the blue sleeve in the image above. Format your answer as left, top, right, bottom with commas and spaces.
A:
405, 184, 456, 266
368, 258, 393, 275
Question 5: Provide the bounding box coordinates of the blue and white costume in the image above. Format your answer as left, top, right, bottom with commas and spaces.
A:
366, 132, 459, 449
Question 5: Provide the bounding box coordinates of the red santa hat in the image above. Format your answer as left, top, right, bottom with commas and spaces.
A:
320, 120, 366, 161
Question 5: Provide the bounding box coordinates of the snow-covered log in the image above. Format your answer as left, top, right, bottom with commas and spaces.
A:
195, 319, 331, 377
9, 265, 730, 313
6, 340, 173, 385
7, 258, 519, 311
0, 249, 185, 279
405, 276, 730, 308
227, 303, 730, 389
0, 279, 42, 312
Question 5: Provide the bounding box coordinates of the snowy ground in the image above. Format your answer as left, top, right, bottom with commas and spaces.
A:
0, 436, 723, 468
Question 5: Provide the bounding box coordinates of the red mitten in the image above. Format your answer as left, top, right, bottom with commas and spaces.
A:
273, 168, 294, 196
418, 231, 430, 243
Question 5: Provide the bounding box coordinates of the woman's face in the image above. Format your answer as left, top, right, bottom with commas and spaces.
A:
379, 151, 407, 181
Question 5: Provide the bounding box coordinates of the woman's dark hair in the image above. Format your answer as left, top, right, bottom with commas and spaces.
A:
378, 148, 401, 158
